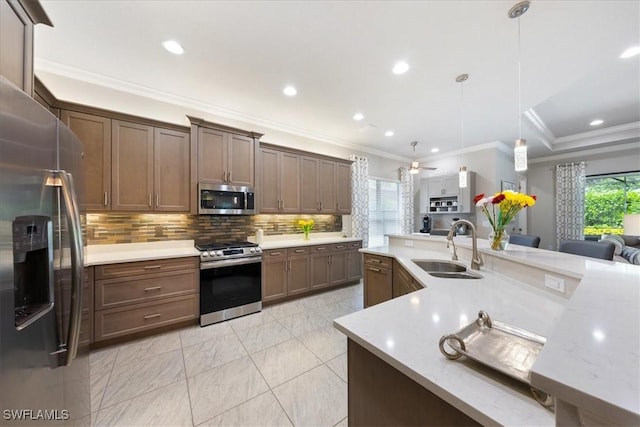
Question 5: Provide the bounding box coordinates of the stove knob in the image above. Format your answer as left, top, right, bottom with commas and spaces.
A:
249, 247, 256, 253
208, 250, 215, 257
215, 251, 223, 256
255, 247, 262, 253
202, 252, 209, 258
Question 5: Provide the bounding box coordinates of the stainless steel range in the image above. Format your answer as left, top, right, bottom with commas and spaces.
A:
196, 241, 262, 326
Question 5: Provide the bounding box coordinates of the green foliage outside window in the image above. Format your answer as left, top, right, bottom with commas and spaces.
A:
584, 173, 640, 236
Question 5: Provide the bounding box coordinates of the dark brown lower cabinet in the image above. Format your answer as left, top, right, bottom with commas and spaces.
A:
392, 260, 423, 298
363, 261, 392, 308
348, 339, 480, 426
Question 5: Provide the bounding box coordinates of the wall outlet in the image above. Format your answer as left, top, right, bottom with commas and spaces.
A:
545, 274, 565, 293
404, 240, 414, 247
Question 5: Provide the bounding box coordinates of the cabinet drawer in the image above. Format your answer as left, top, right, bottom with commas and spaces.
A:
348, 241, 363, 250
95, 270, 198, 310
287, 247, 310, 256
262, 249, 287, 259
310, 244, 330, 254
330, 243, 348, 252
364, 254, 392, 269
94, 294, 198, 342
95, 257, 199, 280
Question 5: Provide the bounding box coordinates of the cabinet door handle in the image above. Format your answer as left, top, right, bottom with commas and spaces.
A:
104, 192, 108, 206
369, 258, 381, 263
148, 194, 152, 207
294, 249, 304, 253
368, 267, 381, 272
336, 202, 340, 211
288, 260, 292, 270
144, 265, 162, 270
320, 202, 323, 210
316, 247, 326, 252
336, 245, 345, 249
223, 171, 227, 182
270, 252, 281, 256
329, 254, 333, 264
228, 171, 231, 182
144, 313, 161, 320
144, 286, 162, 291
156, 194, 159, 207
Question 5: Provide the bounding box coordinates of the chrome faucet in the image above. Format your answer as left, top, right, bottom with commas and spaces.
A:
447, 219, 484, 270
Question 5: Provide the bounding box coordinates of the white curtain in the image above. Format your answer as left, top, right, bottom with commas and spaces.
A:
350, 155, 369, 248
399, 167, 414, 235
555, 162, 586, 247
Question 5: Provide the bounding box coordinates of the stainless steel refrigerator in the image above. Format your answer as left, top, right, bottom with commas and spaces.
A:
0, 76, 90, 424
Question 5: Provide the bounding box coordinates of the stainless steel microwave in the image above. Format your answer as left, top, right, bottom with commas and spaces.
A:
198, 183, 256, 215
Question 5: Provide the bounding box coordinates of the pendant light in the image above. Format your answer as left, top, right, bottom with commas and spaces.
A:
509, 0, 530, 172
456, 73, 469, 188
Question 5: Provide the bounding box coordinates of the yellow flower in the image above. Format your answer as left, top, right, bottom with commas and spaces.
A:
298, 219, 314, 232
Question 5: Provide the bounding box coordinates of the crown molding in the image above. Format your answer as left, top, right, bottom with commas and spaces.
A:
417, 140, 512, 162
528, 140, 640, 164
523, 108, 554, 150
35, 59, 411, 163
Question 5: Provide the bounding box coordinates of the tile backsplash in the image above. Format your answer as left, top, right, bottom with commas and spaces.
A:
86, 213, 341, 245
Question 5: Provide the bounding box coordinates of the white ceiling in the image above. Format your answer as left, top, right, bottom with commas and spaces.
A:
34, 1, 640, 163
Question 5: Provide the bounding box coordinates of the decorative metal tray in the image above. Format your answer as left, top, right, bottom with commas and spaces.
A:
439, 310, 553, 408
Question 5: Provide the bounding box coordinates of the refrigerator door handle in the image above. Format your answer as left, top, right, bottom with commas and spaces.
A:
58, 170, 84, 365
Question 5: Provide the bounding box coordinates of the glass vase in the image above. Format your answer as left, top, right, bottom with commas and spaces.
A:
489, 228, 509, 251
303, 230, 310, 240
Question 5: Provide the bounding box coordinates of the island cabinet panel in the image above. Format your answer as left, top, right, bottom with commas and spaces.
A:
60, 110, 112, 211
363, 254, 393, 307
348, 339, 480, 426
392, 260, 423, 298
259, 147, 300, 213
111, 120, 154, 211
93, 257, 199, 342
154, 128, 190, 212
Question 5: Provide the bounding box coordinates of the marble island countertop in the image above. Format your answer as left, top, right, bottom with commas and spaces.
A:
334, 234, 640, 426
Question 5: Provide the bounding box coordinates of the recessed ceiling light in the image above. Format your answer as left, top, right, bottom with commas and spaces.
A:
620, 46, 640, 59
590, 119, 604, 126
353, 113, 364, 121
431, 148, 439, 153
283, 86, 297, 96
384, 130, 394, 137
392, 61, 410, 75
162, 40, 184, 55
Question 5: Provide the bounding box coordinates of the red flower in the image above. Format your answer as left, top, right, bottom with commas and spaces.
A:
492, 194, 506, 204
473, 193, 485, 204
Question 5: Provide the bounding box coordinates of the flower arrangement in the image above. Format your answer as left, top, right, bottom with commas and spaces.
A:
474, 190, 537, 250
298, 219, 314, 240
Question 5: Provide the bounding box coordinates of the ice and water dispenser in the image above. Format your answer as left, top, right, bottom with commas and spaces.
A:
12, 215, 54, 329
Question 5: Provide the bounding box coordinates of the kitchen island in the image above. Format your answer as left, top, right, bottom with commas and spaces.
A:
333, 234, 639, 426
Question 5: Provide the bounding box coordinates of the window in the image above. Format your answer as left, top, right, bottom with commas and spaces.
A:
368, 178, 400, 247
584, 171, 640, 236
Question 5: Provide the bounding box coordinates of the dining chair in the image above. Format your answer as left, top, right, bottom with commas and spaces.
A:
558, 239, 615, 260
508, 234, 541, 248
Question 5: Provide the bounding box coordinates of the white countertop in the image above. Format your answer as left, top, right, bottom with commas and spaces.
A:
248, 232, 361, 250
334, 235, 640, 425
85, 240, 199, 266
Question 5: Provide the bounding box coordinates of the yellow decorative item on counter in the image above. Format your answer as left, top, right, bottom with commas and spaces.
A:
474, 190, 537, 250
298, 219, 314, 240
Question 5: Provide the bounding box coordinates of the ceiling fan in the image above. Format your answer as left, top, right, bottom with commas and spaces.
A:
408, 141, 437, 174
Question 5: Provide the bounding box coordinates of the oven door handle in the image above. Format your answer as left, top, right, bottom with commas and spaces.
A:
200, 257, 262, 270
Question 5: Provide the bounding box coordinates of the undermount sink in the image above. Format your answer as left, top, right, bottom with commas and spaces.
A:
427, 271, 482, 279
412, 260, 466, 273
411, 259, 483, 279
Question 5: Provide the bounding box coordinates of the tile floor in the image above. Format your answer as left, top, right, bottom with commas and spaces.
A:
89, 282, 363, 427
